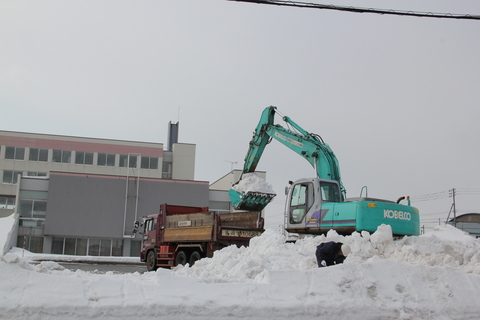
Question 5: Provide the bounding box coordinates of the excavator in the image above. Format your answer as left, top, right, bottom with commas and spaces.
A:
229, 106, 420, 237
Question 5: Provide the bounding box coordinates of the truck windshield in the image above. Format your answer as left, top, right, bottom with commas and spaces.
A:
320, 181, 341, 202
144, 219, 154, 232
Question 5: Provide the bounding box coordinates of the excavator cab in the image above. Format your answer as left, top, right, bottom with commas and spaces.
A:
285, 178, 346, 234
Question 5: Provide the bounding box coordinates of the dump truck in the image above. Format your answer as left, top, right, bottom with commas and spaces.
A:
230, 106, 420, 237
134, 203, 264, 271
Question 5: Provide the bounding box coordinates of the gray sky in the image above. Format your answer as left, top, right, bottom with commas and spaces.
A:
2, 0, 480, 230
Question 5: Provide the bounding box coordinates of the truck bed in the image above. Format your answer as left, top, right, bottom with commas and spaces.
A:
163, 211, 263, 242
164, 212, 215, 242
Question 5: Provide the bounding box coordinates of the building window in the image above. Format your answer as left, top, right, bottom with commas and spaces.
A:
29, 148, 48, 162
76, 238, 87, 255
19, 199, 47, 219
19, 219, 44, 227
112, 239, 123, 256
0, 196, 15, 209
26, 172, 48, 177
75, 151, 94, 165
88, 238, 100, 256
64, 238, 76, 255
52, 237, 64, 254
119, 155, 127, 167
97, 153, 116, 166
119, 154, 137, 168
2, 170, 22, 184
130, 240, 141, 257
52, 149, 72, 163
51, 237, 123, 256
5, 146, 25, 160
100, 239, 112, 256
17, 236, 43, 253
162, 162, 172, 179
141, 156, 159, 169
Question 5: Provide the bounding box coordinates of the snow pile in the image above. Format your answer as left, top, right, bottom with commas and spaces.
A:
8, 247, 141, 264
0, 214, 17, 256
1, 224, 480, 319
175, 224, 480, 282
232, 172, 276, 194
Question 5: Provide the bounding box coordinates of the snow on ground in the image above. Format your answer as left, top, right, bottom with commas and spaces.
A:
1, 218, 480, 319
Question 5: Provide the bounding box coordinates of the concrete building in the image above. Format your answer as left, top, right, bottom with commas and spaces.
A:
1, 128, 268, 257
0, 127, 203, 256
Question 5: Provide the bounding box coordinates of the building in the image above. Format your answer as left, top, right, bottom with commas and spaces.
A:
447, 213, 480, 238
0, 126, 205, 256
1, 127, 269, 257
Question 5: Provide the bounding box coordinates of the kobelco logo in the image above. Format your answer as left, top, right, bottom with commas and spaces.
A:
384, 210, 411, 221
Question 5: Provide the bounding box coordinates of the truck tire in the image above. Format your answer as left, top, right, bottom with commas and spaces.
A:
189, 251, 202, 266
146, 250, 158, 272
175, 251, 187, 266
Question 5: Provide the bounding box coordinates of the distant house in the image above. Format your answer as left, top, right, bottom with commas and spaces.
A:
447, 213, 480, 238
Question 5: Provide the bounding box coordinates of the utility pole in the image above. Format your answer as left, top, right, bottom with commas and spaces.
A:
446, 188, 457, 227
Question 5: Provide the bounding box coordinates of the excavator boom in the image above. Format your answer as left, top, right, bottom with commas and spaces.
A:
230, 106, 345, 211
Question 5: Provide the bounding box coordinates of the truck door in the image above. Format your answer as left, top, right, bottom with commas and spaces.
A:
143, 218, 157, 248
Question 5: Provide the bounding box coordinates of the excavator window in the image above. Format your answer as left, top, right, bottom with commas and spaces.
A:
289, 183, 314, 224
320, 182, 341, 203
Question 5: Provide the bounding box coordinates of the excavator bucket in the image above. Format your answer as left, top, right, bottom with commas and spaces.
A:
228, 189, 276, 212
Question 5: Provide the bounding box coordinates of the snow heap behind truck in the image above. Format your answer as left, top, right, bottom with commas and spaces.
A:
134, 203, 264, 271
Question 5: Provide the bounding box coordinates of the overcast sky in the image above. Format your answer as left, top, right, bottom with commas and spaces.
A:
2, 0, 479, 230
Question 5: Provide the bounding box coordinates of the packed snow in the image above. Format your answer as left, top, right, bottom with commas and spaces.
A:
232, 172, 276, 194
1, 213, 16, 256
1, 215, 480, 319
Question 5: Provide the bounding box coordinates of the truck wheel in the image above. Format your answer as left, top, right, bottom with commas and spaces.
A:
146, 250, 158, 272
189, 251, 202, 266
175, 251, 187, 266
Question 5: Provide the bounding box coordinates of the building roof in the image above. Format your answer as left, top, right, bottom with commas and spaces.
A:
448, 213, 480, 223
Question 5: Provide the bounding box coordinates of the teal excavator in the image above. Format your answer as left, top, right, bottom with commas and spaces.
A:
229, 106, 420, 236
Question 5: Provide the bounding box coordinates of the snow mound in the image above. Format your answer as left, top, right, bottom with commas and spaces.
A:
232, 172, 276, 194
34, 261, 66, 273
0, 214, 17, 256
1, 224, 480, 319
175, 224, 480, 282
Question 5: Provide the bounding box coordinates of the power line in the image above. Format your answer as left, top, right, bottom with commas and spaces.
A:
410, 190, 450, 202
410, 188, 480, 203
228, 0, 480, 20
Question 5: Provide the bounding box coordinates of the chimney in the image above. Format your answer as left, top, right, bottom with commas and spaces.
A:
168, 121, 179, 151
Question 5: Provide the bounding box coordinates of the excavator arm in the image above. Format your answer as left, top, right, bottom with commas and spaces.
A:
230, 106, 346, 211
